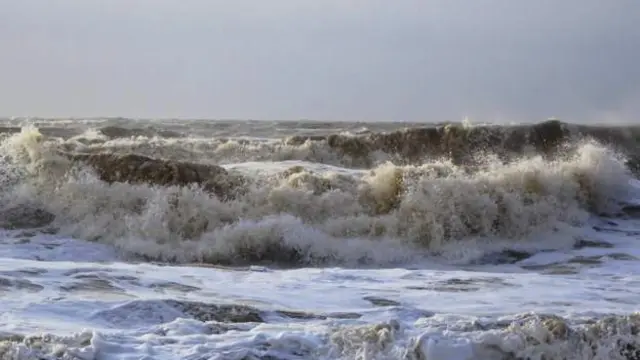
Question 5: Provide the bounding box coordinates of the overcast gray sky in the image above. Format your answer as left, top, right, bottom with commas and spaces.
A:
1, 0, 638, 123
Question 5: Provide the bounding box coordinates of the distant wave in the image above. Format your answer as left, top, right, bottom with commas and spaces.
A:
0, 120, 639, 266
3, 120, 636, 171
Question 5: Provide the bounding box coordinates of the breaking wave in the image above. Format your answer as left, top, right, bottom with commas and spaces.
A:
2, 309, 640, 360
0, 120, 639, 266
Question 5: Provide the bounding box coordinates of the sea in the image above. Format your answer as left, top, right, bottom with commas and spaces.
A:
0, 117, 640, 360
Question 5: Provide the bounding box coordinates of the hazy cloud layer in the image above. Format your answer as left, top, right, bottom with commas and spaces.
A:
1, 0, 638, 123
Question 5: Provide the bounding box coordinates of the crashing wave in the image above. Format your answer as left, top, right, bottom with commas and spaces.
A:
0, 121, 637, 266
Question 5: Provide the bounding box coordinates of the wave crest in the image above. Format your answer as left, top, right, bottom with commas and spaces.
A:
0, 123, 635, 266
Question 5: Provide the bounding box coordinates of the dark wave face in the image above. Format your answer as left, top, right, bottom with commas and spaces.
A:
2, 118, 639, 169
0, 118, 639, 267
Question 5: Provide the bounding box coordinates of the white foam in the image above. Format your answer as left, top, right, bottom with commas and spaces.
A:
1, 125, 640, 358
222, 160, 366, 178
0, 217, 639, 359
1, 127, 635, 267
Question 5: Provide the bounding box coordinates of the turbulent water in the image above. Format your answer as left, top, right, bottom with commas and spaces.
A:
1, 117, 640, 359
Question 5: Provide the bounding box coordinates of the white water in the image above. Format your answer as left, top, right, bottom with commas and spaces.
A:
1, 123, 640, 359
1, 190, 640, 359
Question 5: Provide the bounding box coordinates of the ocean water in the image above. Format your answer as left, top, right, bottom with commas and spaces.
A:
1, 118, 640, 359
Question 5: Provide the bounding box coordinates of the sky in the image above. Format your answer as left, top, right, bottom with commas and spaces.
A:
1, 0, 639, 123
